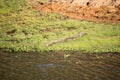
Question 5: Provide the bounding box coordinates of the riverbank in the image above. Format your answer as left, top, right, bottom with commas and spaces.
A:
33, 0, 120, 23
0, 0, 120, 53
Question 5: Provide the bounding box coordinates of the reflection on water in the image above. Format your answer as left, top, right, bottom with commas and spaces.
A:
37, 63, 64, 68
0, 51, 120, 80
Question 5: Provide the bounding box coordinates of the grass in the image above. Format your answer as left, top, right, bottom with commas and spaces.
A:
0, 0, 120, 53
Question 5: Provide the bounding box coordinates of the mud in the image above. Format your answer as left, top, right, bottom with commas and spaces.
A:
30, 0, 120, 23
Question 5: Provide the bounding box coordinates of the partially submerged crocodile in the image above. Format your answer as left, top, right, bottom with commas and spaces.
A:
46, 32, 87, 46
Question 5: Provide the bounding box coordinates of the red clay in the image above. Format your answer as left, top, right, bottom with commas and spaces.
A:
30, 0, 120, 23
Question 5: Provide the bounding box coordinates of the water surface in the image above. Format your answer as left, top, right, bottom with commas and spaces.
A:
0, 51, 120, 80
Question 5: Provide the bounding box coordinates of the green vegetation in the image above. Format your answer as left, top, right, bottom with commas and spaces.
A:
0, 0, 120, 53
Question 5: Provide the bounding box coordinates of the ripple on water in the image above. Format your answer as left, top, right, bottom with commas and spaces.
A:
0, 51, 120, 80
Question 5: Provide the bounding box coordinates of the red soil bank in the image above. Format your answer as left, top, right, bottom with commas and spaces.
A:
30, 0, 120, 23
